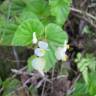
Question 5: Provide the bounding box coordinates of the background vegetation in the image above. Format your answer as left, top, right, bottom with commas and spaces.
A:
0, 0, 96, 96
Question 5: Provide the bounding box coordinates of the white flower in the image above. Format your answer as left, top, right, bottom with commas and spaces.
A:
32, 58, 45, 76
32, 32, 38, 44
34, 48, 46, 57
34, 41, 49, 57
55, 47, 66, 61
38, 41, 48, 50
55, 40, 69, 61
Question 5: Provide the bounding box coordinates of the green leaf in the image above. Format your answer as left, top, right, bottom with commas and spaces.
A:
12, 19, 44, 46
0, 0, 25, 17
77, 54, 96, 73
18, 8, 38, 23
45, 23, 68, 47
25, 0, 49, 16
1, 23, 17, 45
49, 0, 72, 25
88, 72, 96, 96
22, 0, 53, 25
82, 67, 89, 85
78, 59, 88, 72
2, 78, 21, 96
44, 42, 56, 72
27, 55, 36, 72
72, 82, 88, 96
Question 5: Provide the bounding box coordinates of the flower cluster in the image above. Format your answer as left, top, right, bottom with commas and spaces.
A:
31, 32, 49, 76
31, 32, 69, 76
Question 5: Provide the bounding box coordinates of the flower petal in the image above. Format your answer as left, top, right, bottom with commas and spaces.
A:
55, 40, 69, 61
32, 32, 38, 44
32, 58, 45, 76
38, 41, 48, 50
55, 46, 67, 61
55, 47, 63, 60
34, 48, 45, 57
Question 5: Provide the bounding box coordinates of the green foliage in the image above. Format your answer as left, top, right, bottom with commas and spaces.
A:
2, 78, 21, 96
71, 82, 88, 96
88, 72, 96, 96
76, 54, 96, 84
71, 72, 96, 96
1, 23, 17, 45
0, 0, 72, 95
12, 19, 44, 46
1, 0, 96, 96
44, 45, 56, 72
45, 23, 68, 45
49, 0, 71, 25
0, 0, 71, 45
72, 54, 96, 96
25, 0, 49, 16
27, 23, 68, 72
0, 0, 71, 76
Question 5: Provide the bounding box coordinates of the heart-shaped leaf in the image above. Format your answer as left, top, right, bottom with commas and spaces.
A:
49, 0, 72, 25
12, 19, 44, 46
45, 23, 68, 47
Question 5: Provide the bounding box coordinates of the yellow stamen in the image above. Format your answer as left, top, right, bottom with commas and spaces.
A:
63, 55, 68, 61
65, 44, 70, 49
